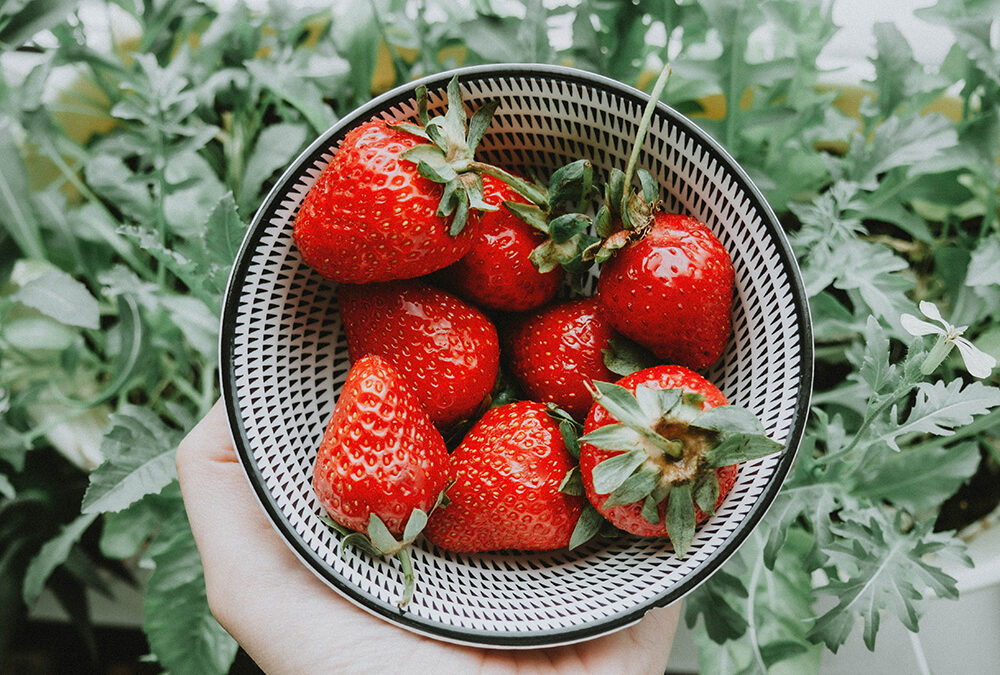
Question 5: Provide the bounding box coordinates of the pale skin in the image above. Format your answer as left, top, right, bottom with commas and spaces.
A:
176, 400, 680, 675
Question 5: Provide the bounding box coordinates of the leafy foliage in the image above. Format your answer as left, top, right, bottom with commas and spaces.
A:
1, 1, 999, 674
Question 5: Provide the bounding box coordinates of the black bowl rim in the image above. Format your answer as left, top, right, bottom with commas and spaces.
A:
219, 62, 815, 648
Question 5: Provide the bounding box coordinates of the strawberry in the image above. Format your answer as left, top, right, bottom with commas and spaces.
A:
312, 355, 449, 535
293, 119, 483, 284
434, 174, 564, 311
505, 296, 617, 419
423, 401, 585, 553
338, 280, 500, 429
293, 76, 509, 284
577, 365, 781, 557
312, 355, 450, 606
596, 213, 734, 369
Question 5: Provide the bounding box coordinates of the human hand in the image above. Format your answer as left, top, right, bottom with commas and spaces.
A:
176, 399, 680, 674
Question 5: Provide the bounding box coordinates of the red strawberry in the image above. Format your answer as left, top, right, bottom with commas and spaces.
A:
312, 355, 449, 536
505, 296, 617, 419
578, 365, 781, 557
292, 119, 482, 284
435, 174, 564, 311
423, 401, 585, 553
293, 76, 508, 284
338, 280, 500, 429
596, 213, 734, 370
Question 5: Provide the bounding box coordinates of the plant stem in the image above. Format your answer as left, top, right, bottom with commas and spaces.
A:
621, 63, 672, 230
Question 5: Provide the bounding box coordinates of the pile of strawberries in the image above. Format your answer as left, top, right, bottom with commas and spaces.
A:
293, 72, 781, 606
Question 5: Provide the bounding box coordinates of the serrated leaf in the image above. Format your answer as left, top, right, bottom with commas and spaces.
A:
808, 512, 968, 651
12, 269, 100, 330
568, 503, 604, 549
684, 568, 750, 641
81, 406, 181, 514
880, 380, 1000, 451
22, 512, 98, 606
589, 447, 647, 494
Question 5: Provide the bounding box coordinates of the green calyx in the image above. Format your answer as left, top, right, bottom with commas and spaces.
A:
389, 75, 501, 237
583, 64, 673, 264
579, 380, 783, 557
321, 488, 450, 608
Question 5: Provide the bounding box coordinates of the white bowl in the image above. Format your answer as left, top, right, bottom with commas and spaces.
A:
219, 63, 813, 648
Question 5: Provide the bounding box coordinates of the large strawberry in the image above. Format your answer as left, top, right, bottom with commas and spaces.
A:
505, 296, 617, 419
312, 355, 450, 604
577, 365, 781, 557
338, 280, 500, 429
596, 212, 734, 369
434, 174, 564, 311
293, 77, 503, 284
423, 401, 584, 553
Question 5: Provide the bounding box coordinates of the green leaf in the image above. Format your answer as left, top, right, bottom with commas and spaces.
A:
705, 433, 784, 467
0, 0, 77, 52
22, 512, 99, 606
568, 503, 604, 549
589, 380, 652, 428
559, 419, 581, 460
144, 516, 238, 675
693, 471, 720, 517
693, 405, 767, 435
558, 466, 584, 496
603, 466, 660, 508
879, 380, 1000, 451
99, 485, 180, 559
854, 440, 981, 514
401, 508, 427, 544
634, 384, 680, 421
237, 122, 309, 213
589, 448, 647, 494
665, 484, 696, 557
684, 568, 750, 642
2, 316, 77, 351
601, 337, 659, 377
12, 269, 100, 330
81, 405, 181, 514
808, 512, 969, 651
578, 423, 645, 452
0, 116, 45, 258
367, 513, 401, 554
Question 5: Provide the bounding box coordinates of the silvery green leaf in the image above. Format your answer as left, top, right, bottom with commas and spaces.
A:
367, 514, 401, 555
13, 268, 100, 330
603, 466, 659, 507
402, 508, 428, 544
693, 405, 767, 435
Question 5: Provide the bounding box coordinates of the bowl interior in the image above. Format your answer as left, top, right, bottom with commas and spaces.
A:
220, 65, 812, 648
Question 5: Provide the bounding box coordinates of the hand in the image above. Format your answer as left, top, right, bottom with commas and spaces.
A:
176, 400, 680, 674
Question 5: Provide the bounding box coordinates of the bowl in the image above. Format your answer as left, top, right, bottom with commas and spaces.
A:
219, 63, 813, 648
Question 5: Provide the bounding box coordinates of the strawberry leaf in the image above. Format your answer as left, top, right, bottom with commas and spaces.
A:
665, 484, 696, 557
693, 471, 720, 517
569, 503, 604, 549
578, 422, 644, 451
704, 433, 783, 467
367, 513, 402, 555
589, 447, 647, 494
693, 404, 768, 435
558, 466, 584, 495
603, 466, 659, 508
601, 336, 659, 376
401, 508, 428, 545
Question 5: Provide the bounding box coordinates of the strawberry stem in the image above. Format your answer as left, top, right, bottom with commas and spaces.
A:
395, 548, 415, 609
468, 160, 550, 207
621, 64, 672, 232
